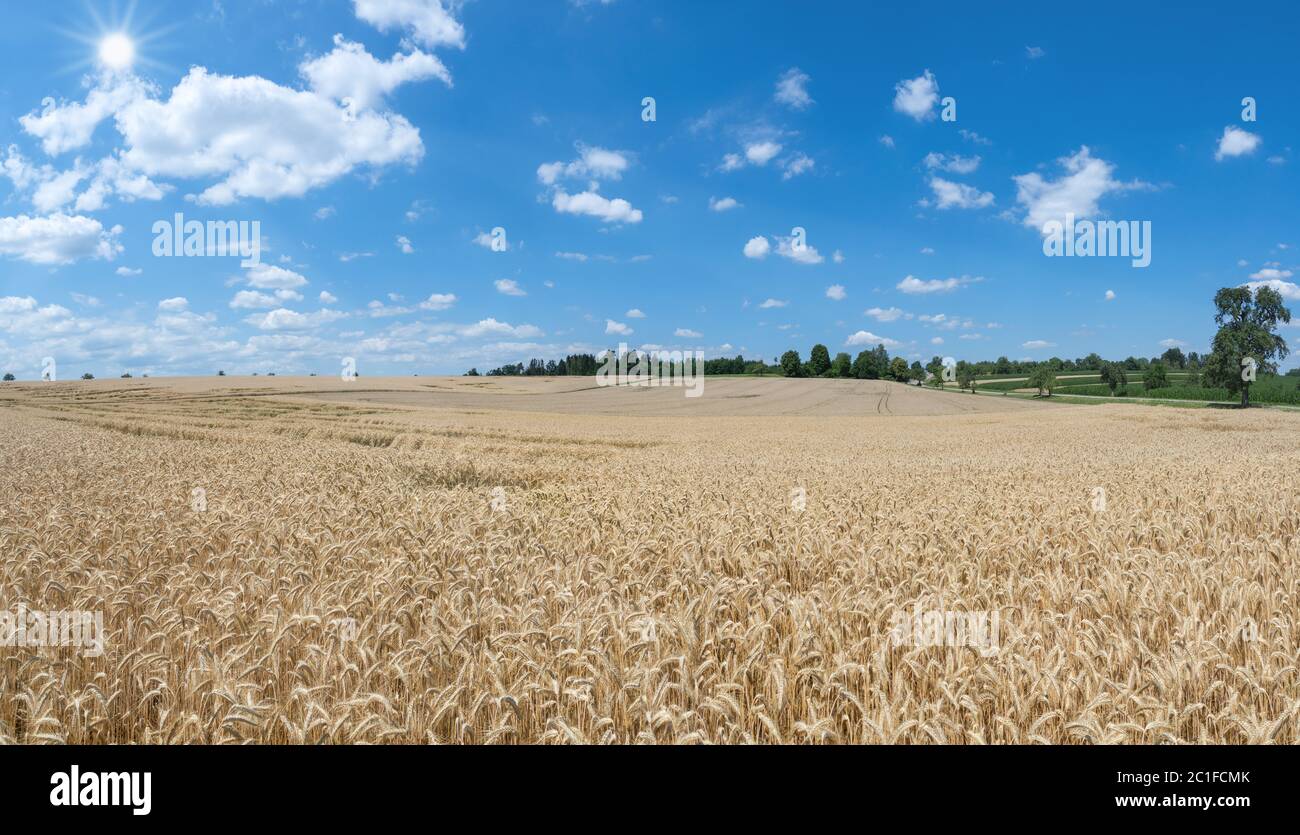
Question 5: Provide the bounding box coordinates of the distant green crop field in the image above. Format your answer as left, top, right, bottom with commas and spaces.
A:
1049, 375, 1300, 404
1053, 384, 1130, 397
1045, 375, 1103, 386
976, 378, 1036, 390
977, 375, 1102, 391
979, 372, 1193, 391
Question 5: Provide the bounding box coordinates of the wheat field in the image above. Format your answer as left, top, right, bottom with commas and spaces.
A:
2, 377, 1298, 744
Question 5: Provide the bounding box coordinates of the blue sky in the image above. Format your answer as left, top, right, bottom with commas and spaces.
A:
0, 0, 1296, 377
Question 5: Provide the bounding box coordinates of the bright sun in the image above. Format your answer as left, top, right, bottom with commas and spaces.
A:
98, 33, 135, 71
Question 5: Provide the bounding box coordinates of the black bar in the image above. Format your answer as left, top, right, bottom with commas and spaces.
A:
1, 744, 1281, 822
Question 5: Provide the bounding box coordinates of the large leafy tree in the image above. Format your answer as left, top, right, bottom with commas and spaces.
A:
868, 344, 889, 379
831, 352, 852, 378
955, 363, 976, 393
808, 344, 832, 377
851, 345, 888, 379
851, 350, 871, 379
1027, 365, 1057, 396
1143, 361, 1169, 391
1100, 362, 1127, 396
888, 356, 910, 382
1160, 347, 1186, 369
1204, 286, 1291, 406
779, 350, 804, 378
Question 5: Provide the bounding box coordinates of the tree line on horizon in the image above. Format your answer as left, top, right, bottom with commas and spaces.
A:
459, 287, 1292, 406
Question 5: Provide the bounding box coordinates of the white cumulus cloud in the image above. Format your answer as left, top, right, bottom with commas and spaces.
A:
418, 292, 457, 310
0, 213, 122, 265
300, 35, 451, 113
893, 71, 939, 121
115, 67, 425, 205
1215, 126, 1261, 161
865, 306, 908, 322
777, 236, 824, 265
1013, 146, 1149, 232
551, 188, 642, 224
896, 275, 980, 294
537, 145, 631, 184
774, 68, 813, 110
929, 176, 994, 210
846, 330, 900, 348
745, 141, 782, 166
352, 0, 466, 49
923, 152, 981, 174
244, 264, 309, 290
743, 236, 771, 259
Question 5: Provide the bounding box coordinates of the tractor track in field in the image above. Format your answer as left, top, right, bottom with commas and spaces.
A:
876, 385, 892, 414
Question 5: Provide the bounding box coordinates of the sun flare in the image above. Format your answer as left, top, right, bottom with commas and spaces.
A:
98, 33, 135, 71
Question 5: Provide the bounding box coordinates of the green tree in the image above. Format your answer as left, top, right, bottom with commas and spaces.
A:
956, 367, 976, 393
888, 356, 910, 382
1160, 347, 1186, 369
1204, 285, 1291, 406
81, 373, 94, 380
1028, 365, 1057, 396
1143, 361, 1169, 391
780, 350, 804, 378
831, 352, 852, 378
2, 373, 14, 382
909, 360, 925, 385
1100, 362, 1127, 396
808, 344, 831, 377
851, 350, 871, 379
868, 344, 889, 379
